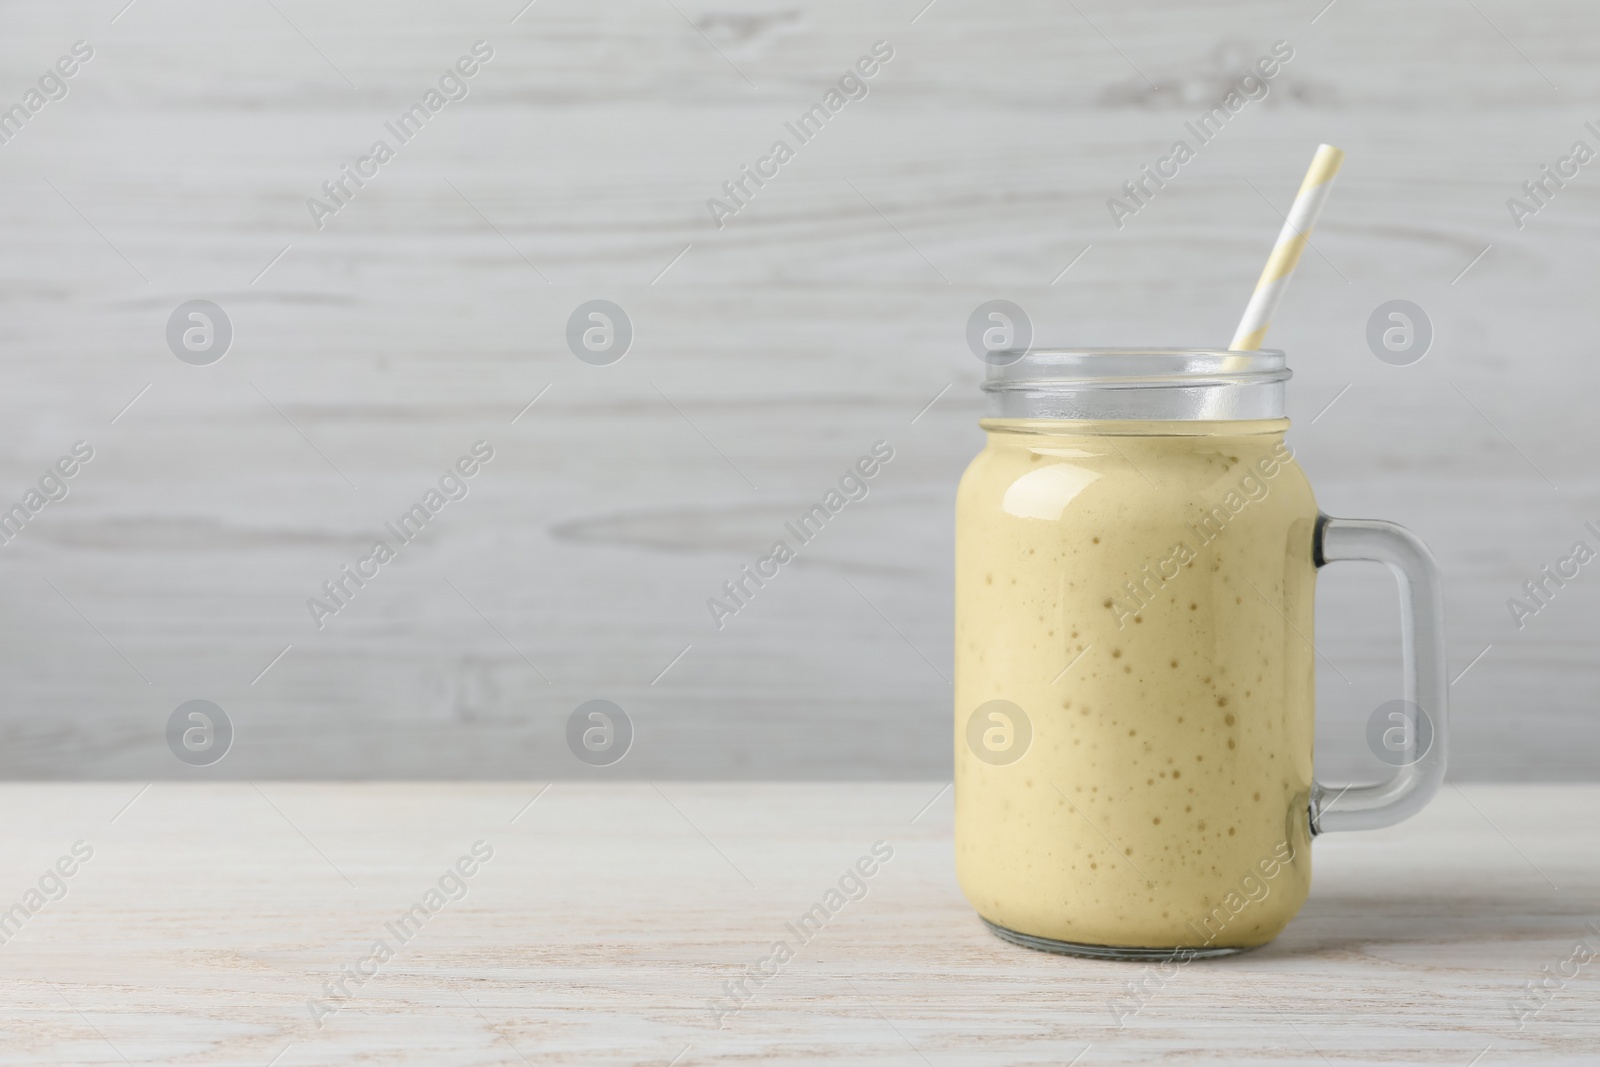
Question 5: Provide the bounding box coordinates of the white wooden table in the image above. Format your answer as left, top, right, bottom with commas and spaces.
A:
0, 782, 1594, 1065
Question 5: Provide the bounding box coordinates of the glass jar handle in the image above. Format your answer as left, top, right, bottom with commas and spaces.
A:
1309, 514, 1449, 833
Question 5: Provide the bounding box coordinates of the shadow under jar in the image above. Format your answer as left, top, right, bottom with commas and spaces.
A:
953, 349, 1447, 959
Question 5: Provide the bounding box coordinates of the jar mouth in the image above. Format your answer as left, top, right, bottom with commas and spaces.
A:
982, 348, 1290, 421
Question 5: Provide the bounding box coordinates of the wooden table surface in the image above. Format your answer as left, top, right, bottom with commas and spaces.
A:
1, 782, 1595, 1065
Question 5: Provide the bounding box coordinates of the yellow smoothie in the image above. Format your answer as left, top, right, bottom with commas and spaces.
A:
954, 417, 1319, 951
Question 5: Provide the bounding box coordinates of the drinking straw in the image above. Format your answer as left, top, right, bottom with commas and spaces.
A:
1228, 143, 1345, 351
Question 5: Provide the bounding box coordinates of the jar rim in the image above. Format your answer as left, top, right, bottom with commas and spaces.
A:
982, 348, 1289, 390
981, 348, 1290, 420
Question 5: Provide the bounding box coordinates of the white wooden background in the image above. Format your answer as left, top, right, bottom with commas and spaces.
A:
0, 0, 1594, 778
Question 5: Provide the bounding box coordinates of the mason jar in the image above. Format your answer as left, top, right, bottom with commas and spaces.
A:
953, 349, 1447, 958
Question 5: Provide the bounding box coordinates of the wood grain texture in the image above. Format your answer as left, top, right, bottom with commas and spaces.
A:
0, 1, 1595, 777
0, 782, 1596, 1065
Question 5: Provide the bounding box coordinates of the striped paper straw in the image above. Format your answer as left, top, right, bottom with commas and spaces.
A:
1229, 144, 1345, 351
